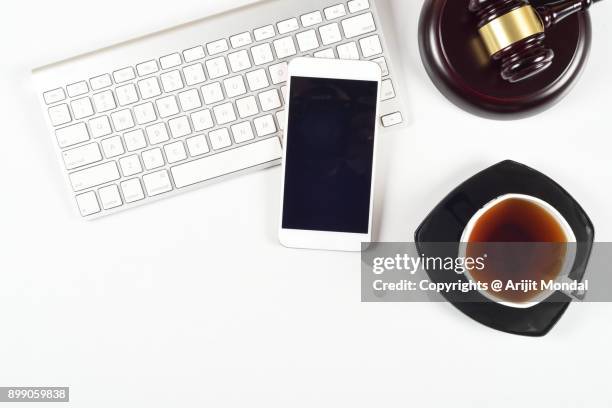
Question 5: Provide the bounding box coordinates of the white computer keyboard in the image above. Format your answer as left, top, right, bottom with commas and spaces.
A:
33, 0, 406, 219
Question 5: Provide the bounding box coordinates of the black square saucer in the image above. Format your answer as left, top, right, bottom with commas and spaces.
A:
414, 160, 595, 336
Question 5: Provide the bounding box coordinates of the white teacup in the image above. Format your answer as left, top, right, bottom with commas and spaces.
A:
458, 194, 580, 308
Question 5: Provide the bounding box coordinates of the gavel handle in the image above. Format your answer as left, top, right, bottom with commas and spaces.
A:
538, 0, 603, 28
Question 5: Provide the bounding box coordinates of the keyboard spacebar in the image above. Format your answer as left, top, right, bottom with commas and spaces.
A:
171, 137, 282, 188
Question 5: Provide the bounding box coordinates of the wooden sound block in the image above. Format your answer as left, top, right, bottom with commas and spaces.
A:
418, 0, 592, 120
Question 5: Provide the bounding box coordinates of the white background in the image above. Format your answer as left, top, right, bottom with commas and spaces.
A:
1, 0, 611, 406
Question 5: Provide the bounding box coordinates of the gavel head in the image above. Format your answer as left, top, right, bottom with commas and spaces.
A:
469, 0, 554, 83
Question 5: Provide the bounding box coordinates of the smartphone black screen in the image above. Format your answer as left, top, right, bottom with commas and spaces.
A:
282, 76, 378, 234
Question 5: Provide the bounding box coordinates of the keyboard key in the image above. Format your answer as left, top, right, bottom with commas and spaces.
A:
254, 25, 275, 41
145, 123, 170, 145
90, 74, 112, 90
156, 95, 179, 118
56, 123, 89, 148
324, 4, 347, 20
277, 18, 299, 34
178, 89, 202, 111
342, 12, 376, 38
160, 70, 184, 92
70, 97, 94, 120
75, 191, 100, 216
319, 23, 342, 45
142, 148, 165, 170
230, 32, 253, 48
111, 109, 135, 131
268, 62, 288, 84
186, 135, 210, 157
116, 83, 139, 106
66, 81, 88, 97
92, 90, 117, 112
205, 56, 229, 79
207, 39, 229, 55
183, 45, 206, 62
380, 79, 396, 100
231, 121, 255, 143
208, 128, 232, 150
191, 109, 214, 131
124, 129, 147, 151
359, 34, 382, 57
171, 137, 282, 188
258, 89, 281, 111
168, 116, 191, 138
223, 76, 247, 98
372, 56, 389, 76
213, 102, 237, 125
136, 60, 159, 76
301, 11, 323, 27
245, 69, 269, 91
113, 67, 135, 83
133, 102, 157, 124
251, 43, 274, 66
281, 85, 288, 102
70, 161, 120, 191
228, 50, 252, 73
348, 0, 370, 13
62, 142, 102, 170
201, 82, 224, 105
119, 154, 143, 176
236, 95, 259, 118
254, 115, 277, 136
160, 53, 182, 69
101, 135, 125, 158
89, 116, 112, 138
276, 109, 285, 130
120, 178, 145, 203
182, 63, 206, 85
381, 111, 403, 127
48, 104, 72, 126
43, 88, 66, 104
337, 42, 360, 60
163, 141, 187, 163
296, 30, 319, 52
98, 184, 123, 210
143, 170, 173, 196
314, 48, 335, 58
273, 36, 297, 59
137, 77, 162, 99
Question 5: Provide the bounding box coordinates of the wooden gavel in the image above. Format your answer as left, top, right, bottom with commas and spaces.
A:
469, 0, 603, 83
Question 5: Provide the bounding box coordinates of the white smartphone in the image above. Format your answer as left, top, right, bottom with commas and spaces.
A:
278, 57, 382, 252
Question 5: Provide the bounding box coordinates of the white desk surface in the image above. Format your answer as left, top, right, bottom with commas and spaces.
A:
1, 0, 611, 406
